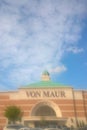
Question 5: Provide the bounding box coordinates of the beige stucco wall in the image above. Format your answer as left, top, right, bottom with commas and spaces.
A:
5, 87, 74, 100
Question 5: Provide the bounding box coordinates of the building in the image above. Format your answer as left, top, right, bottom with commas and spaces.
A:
0, 71, 87, 128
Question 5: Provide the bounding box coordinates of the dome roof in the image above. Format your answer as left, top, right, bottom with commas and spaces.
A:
20, 71, 70, 89
42, 70, 49, 76
21, 80, 69, 88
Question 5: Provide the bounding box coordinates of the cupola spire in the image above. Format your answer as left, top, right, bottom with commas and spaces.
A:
41, 70, 50, 81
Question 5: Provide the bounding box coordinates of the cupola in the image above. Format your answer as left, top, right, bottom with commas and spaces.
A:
41, 70, 50, 81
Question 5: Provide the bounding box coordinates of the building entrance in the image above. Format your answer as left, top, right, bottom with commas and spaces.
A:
35, 121, 58, 128
23, 101, 67, 128
24, 119, 66, 128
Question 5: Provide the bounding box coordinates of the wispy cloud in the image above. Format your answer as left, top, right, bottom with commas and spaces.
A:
50, 65, 67, 73
66, 47, 84, 54
0, 0, 87, 90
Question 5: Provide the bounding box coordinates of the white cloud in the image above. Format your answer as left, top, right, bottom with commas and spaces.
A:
50, 65, 67, 73
66, 47, 84, 54
0, 0, 87, 90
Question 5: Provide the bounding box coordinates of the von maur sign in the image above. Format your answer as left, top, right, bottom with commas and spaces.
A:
26, 90, 66, 98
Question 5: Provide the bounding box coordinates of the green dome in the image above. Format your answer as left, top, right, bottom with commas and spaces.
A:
20, 71, 70, 89
42, 70, 49, 75
21, 80, 68, 88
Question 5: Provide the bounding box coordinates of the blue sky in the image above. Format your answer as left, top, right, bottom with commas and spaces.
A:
0, 0, 87, 91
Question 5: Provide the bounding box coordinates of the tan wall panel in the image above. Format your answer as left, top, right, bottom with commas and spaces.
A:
85, 104, 87, 110
0, 119, 6, 123
59, 105, 74, 111
18, 88, 73, 100
62, 112, 75, 117
84, 92, 87, 98
74, 100, 83, 104
76, 112, 85, 117
84, 95, 87, 98
0, 101, 9, 105
0, 99, 40, 105
9, 99, 40, 105
0, 95, 9, 100
2, 96, 85, 106
23, 112, 30, 116
84, 101, 87, 104
0, 112, 4, 116
75, 106, 84, 111
52, 99, 74, 104
74, 91, 83, 99
0, 106, 5, 111
20, 106, 32, 111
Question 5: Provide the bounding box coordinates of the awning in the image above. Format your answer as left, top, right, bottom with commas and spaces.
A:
23, 116, 67, 122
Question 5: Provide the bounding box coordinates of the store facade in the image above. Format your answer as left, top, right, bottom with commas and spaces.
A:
0, 71, 87, 128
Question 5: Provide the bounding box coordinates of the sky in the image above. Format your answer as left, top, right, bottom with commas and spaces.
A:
0, 0, 87, 91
